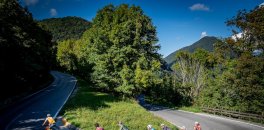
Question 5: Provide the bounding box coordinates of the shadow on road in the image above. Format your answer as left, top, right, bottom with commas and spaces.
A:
137, 94, 170, 111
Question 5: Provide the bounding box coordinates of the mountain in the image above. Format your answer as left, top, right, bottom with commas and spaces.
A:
164, 36, 218, 67
38, 16, 91, 42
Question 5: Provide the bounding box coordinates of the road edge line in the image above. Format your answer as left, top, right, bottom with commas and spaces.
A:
53, 77, 77, 118
5, 114, 22, 130
175, 109, 264, 129
3, 72, 56, 130
196, 113, 264, 129
150, 111, 183, 130
1, 73, 55, 112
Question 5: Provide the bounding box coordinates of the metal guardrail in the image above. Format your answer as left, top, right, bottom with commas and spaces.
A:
201, 107, 264, 123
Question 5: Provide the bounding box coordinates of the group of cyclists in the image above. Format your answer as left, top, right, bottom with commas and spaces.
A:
95, 121, 202, 130
42, 114, 202, 130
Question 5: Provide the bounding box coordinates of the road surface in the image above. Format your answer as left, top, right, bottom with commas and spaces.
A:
136, 95, 264, 130
149, 106, 264, 130
0, 71, 77, 130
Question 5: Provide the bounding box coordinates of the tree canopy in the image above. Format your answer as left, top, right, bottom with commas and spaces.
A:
194, 7, 264, 113
77, 4, 163, 97
38, 16, 91, 42
0, 0, 55, 102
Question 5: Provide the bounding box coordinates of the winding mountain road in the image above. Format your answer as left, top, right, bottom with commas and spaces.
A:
1, 71, 264, 130
0, 71, 77, 130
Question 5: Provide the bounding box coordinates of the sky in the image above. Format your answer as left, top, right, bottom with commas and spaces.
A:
21, 0, 264, 57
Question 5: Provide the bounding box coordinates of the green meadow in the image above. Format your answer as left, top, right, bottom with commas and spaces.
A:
61, 79, 178, 130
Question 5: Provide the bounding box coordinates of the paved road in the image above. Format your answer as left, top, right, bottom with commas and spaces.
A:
149, 106, 264, 130
0, 71, 77, 130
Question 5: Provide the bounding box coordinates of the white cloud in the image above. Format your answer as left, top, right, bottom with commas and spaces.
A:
231, 32, 242, 41
189, 3, 210, 11
24, 0, 38, 6
201, 32, 207, 38
50, 8, 58, 17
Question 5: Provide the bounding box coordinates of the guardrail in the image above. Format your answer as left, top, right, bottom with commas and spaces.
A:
201, 107, 264, 123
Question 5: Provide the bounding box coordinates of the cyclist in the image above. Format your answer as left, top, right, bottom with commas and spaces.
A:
194, 121, 201, 130
160, 123, 171, 130
42, 114, 56, 129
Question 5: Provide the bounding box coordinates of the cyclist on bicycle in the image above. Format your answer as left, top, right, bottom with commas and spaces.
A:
42, 114, 56, 129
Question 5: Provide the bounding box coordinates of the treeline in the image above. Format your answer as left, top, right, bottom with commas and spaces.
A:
0, 0, 56, 104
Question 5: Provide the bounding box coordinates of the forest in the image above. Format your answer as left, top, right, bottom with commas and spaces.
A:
1, 0, 263, 115
0, 0, 55, 105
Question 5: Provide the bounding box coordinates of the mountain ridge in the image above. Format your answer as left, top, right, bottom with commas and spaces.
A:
164, 36, 218, 67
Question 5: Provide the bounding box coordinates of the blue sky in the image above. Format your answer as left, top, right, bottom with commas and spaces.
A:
21, 0, 264, 57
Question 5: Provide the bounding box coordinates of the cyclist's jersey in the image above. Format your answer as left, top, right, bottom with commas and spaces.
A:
47, 117, 55, 125
96, 127, 104, 130
194, 125, 201, 130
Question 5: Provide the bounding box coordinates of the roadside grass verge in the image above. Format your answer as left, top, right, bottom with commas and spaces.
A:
61, 79, 178, 130
145, 96, 201, 113
175, 106, 202, 113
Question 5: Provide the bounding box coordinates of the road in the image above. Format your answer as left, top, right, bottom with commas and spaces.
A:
0, 71, 77, 130
149, 106, 264, 130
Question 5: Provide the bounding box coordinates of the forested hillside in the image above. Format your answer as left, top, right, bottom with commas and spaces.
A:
38, 16, 91, 42
0, 0, 55, 104
164, 36, 218, 67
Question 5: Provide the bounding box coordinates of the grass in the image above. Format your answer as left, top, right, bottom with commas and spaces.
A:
61, 79, 178, 130
145, 96, 202, 113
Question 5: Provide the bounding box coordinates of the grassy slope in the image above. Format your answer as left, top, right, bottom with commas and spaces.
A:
61, 79, 178, 130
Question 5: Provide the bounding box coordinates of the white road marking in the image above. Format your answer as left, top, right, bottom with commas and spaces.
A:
196, 113, 264, 129
53, 78, 77, 118
175, 109, 264, 129
4, 74, 58, 130
4, 71, 77, 129
5, 114, 22, 130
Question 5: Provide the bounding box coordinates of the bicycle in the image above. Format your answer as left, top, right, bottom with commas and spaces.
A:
44, 124, 59, 130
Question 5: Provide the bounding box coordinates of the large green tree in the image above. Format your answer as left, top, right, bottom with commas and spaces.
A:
81, 4, 162, 97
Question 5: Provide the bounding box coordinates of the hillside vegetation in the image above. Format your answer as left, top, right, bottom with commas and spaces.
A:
168, 7, 264, 114
0, 0, 55, 104
39, 16, 91, 42
164, 36, 218, 67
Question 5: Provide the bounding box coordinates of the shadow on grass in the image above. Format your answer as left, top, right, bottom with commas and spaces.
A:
59, 79, 122, 127
62, 79, 119, 112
